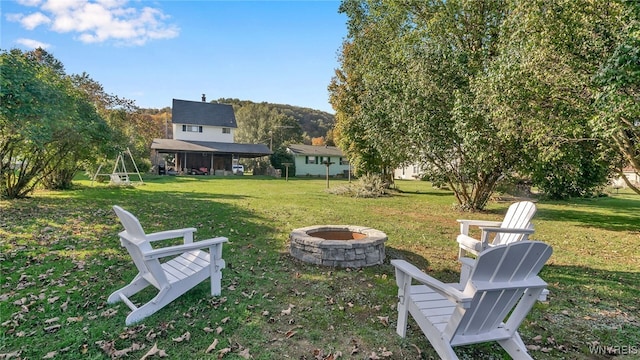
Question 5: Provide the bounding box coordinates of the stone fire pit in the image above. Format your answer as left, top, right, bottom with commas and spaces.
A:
289, 225, 387, 268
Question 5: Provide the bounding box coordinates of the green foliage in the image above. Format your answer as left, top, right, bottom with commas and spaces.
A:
217, 98, 331, 149
0, 49, 111, 198
331, 0, 632, 207
269, 147, 296, 177
0, 49, 161, 198
592, 1, 640, 194
331, 0, 515, 210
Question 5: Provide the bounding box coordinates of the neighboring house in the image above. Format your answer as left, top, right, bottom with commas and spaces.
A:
612, 166, 640, 188
287, 144, 350, 177
151, 96, 271, 175
394, 163, 425, 180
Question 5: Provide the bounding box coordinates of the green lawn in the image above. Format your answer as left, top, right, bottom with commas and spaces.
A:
1, 176, 639, 359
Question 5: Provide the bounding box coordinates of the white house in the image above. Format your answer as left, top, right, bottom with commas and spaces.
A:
612, 166, 640, 188
287, 144, 351, 177
394, 163, 425, 180
151, 96, 271, 175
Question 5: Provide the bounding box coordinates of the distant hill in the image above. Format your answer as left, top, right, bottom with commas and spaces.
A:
215, 98, 335, 140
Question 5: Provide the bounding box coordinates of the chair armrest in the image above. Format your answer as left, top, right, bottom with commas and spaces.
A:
457, 219, 503, 227
391, 260, 472, 308
145, 228, 198, 242
478, 227, 535, 235
144, 237, 228, 260
457, 219, 503, 236
479, 226, 534, 245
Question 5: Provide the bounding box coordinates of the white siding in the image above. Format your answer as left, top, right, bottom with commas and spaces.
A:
173, 124, 234, 142
394, 163, 424, 180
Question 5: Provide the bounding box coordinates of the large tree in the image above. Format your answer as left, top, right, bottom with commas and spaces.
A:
331, 0, 517, 209
592, 1, 640, 194
331, 0, 629, 208
1, 49, 111, 197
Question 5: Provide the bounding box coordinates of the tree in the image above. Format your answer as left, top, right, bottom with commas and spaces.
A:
0, 49, 111, 197
233, 102, 303, 150
470, 0, 624, 199
331, 0, 516, 209
332, 0, 629, 208
592, 1, 640, 194
270, 147, 296, 177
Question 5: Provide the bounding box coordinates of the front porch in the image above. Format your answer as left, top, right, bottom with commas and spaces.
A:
150, 139, 271, 175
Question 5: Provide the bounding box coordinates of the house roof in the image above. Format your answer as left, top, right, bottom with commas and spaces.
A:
151, 139, 271, 158
172, 99, 237, 128
287, 144, 344, 157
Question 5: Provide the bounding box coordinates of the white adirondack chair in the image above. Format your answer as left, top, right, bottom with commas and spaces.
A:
457, 201, 547, 299
457, 201, 537, 259
392, 241, 553, 360
108, 205, 228, 325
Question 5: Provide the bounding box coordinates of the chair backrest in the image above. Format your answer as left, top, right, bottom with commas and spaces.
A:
449, 241, 552, 342
112, 206, 162, 283
495, 201, 537, 245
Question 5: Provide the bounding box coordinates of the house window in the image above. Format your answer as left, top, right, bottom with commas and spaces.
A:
182, 125, 202, 133
306, 156, 317, 164
340, 158, 349, 165
222, 128, 231, 134
321, 156, 330, 164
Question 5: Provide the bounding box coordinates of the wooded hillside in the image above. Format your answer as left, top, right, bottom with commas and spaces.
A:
216, 98, 335, 142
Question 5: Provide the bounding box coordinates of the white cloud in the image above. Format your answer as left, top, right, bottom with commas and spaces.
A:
16, 38, 51, 49
10, 0, 179, 46
20, 12, 51, 30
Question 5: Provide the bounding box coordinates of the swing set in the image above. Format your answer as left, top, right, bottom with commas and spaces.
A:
92, 148, 143, 186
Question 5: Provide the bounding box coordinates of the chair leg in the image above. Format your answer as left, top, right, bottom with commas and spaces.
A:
498, 331, 533, 360
210, 260, 223, 296
209, 245, 225, 296
107, 274, 150, 304
125, 287, 177, 326
394, 268, 410, 337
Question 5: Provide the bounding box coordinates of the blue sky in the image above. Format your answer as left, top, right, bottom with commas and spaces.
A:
2, 0, 347, 113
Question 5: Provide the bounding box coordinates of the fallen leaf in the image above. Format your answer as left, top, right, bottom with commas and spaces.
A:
140, 343, 167, 360
218, 347, 231, 359
221, 317, 230, 323
0, 350, 21, 359
281, 307, 292, 316
238, 348, 251, 359
410, 344, 421, 356
42, 351, 57, 359
377, 316, 389, 327
44, 317, 59, 324
205, 339, 219, 353
44, 324, 61, 333
172, 331, 191, 342
216, 326, 223, 334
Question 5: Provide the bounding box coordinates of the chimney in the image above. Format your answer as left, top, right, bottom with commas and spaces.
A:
201, 94, 206, 102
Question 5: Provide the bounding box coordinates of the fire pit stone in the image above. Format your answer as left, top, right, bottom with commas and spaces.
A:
289, 225, 387, 268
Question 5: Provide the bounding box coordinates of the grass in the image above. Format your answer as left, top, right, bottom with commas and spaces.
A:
1, 175, 639, 359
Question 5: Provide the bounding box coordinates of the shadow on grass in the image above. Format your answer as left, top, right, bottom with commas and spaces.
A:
385, 246, 430, 270
541, 264, 640, 309
536, 206, 640, 233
